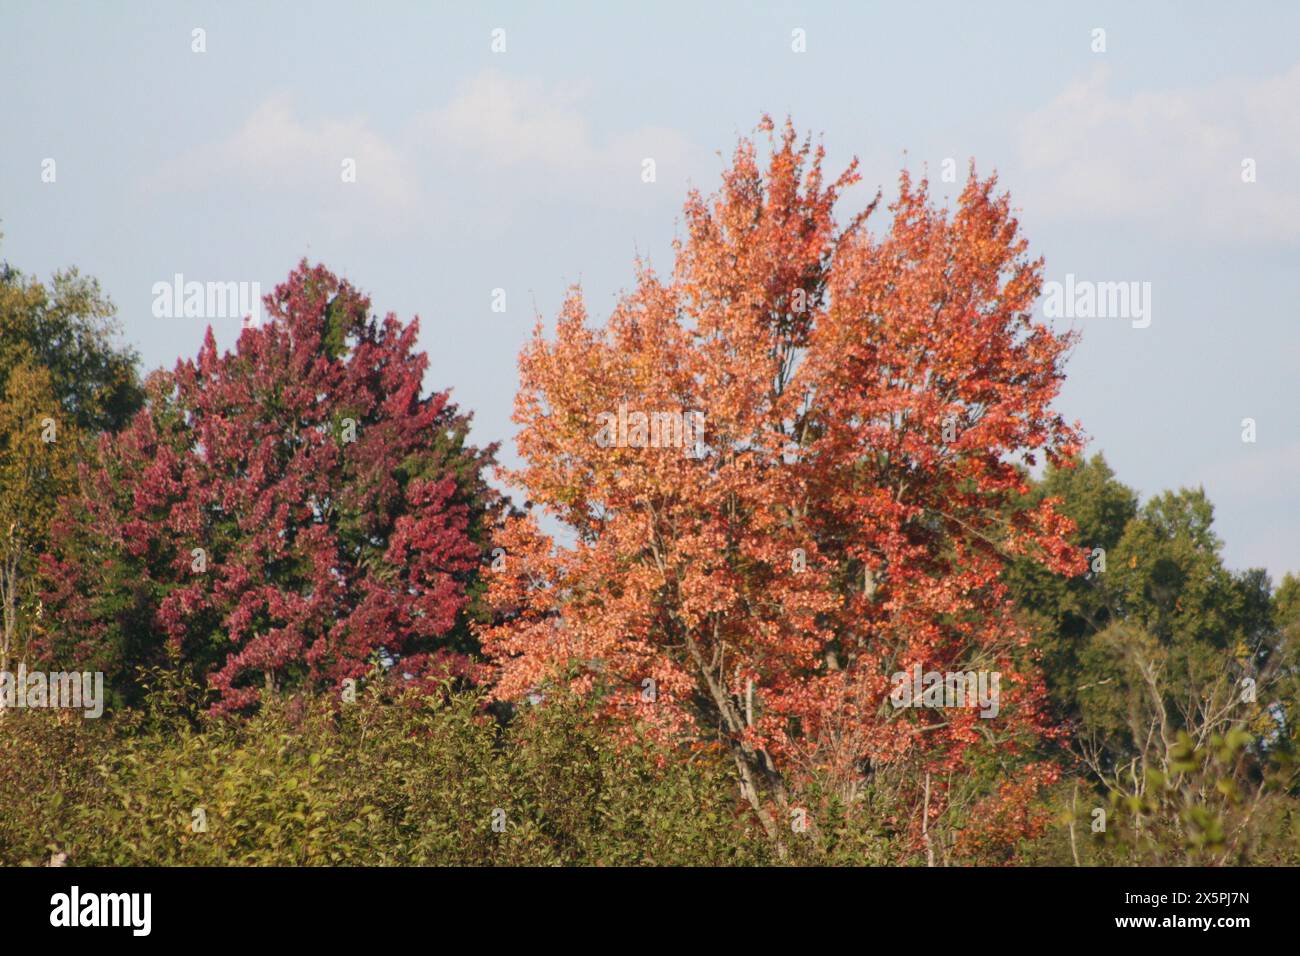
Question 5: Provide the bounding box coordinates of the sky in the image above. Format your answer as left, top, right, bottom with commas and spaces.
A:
1, 0, 1297, 582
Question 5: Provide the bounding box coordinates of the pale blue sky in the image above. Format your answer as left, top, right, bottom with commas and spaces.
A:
2, 1, 1297, 581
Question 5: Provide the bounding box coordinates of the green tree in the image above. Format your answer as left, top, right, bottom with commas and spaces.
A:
0, 249, 142, 674
0, 258, 142, 433
1010, 457, 1299, 864
1006, 453, 1138, 715
0, 364, 78, 671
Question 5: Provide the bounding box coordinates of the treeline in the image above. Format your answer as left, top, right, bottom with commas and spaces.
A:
1, 120, 1296, 866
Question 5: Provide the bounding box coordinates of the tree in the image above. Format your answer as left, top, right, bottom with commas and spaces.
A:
1011, 471, 1281, 767
1005, 463, 1299, 864
0, 258, 143, 434
0, 364, 78, 672
478, 118, 1084, 851
1005, 454, 1138, 716
0, 249, 143, 676
39, 263, 498, 712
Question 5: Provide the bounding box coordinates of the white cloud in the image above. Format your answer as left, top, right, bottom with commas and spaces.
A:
426, 73, 593, 169
146, 75, 695, 236
152, 92, 419, 211
1016, 63, 1300, 241
416, 71, 695, 205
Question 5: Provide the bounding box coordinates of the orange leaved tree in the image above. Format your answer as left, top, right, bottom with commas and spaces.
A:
479, 118, 1084, 853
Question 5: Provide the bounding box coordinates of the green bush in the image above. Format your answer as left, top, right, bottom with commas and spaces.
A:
5, 681, 1295, 866
0, 684, 768, 866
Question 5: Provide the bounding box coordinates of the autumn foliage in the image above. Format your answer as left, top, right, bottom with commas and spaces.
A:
38, 264, 496, 711
478, 118, 1085, 845
15, 117, 1293, 867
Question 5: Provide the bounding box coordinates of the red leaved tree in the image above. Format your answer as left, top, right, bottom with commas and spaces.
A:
478, 118, 1084, 852
39, 263, 497, 712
